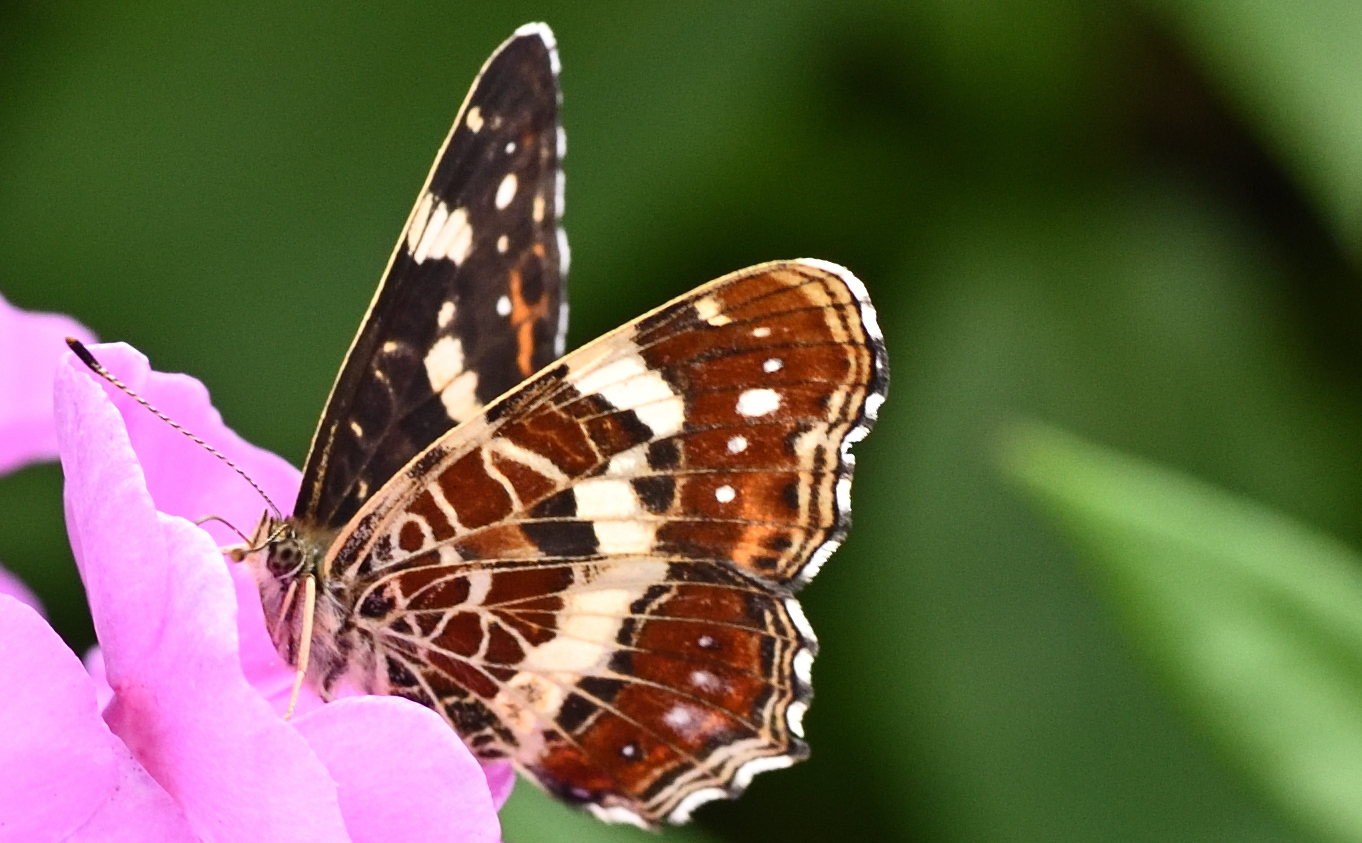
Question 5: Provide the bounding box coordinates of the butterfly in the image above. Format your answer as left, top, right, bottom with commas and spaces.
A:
238, 22, 887, 828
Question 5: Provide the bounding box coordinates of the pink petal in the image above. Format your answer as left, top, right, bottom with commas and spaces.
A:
84, 646, 115, 712
65, 342, 323, 714
294, 697, 502, 843
482, 761, 517, 810
0, 292, 95, 474
68, 740, 197, 842
0, 596, 192, 842
55, 356, 351, 843
0, 562, 41, 613
58, 343, 504, 834
0, 596, 115, 840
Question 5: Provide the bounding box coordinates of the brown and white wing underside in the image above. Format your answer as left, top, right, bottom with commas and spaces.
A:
330, 259, 886, 826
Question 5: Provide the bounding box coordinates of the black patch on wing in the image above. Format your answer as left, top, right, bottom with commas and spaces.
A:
296, 28, 566, 528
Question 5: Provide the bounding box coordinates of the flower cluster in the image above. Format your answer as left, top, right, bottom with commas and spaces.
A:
0, 294, 511, 842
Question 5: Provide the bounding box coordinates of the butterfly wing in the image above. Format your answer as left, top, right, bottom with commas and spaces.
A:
297, 23, 567, 528
331, 259, 886, 825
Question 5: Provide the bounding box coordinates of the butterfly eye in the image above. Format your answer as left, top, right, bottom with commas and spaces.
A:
267, 541, 301, 577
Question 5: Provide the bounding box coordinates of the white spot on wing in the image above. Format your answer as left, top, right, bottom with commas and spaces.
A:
532, 194, 545, 222
522, 592, 624, 672
516, 560, 666, 682
605, 445, 646, 476
437, 300, 456, 328
752, 326, 772, 338
496, 295, 512, 317
736, 388, 781, 417
465, 106, 484, 132
664, 704, 695, 730
496, 234, 509, 253
714, 485, 735, 503
412, 202, 472, 266
438, 371, 479, 422
495, 173, 518, 210
433, 206, 473, 264
574, 478, 640, 519
690, 669, 722, 691
505, 140, 516, 154
763, 358, 783, 373
786, 700, 808, 737
695, 296, 731, 326
425, 336, 481, 421
423, 336, 465, 390
413, 202, 448, 263
593, 520, 656, 555
571, 351, 683, 436
727, 435, 748, 454
349, 420, 363, 437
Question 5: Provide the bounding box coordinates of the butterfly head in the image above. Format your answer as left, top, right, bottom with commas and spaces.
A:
235, 511, 340, 668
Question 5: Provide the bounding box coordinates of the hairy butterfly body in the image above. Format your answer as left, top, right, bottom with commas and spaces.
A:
241, 23, 887, 828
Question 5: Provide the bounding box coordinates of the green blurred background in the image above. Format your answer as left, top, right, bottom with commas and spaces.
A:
4, 2, 1362, 841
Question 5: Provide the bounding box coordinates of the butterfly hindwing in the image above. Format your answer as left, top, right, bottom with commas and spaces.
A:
296, 24, 566, 529
327, 259, 886, 825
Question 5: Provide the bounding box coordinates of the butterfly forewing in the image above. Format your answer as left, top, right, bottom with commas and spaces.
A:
296, 24, 567, 529
325, 260, 886, 825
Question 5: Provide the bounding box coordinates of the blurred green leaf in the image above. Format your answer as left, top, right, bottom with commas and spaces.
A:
1147, 0, 1362, 255
1005, 423, 1362, 843
499, 784, 721, 843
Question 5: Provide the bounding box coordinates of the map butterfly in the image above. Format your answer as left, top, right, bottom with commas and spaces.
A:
236, 23, 887, 827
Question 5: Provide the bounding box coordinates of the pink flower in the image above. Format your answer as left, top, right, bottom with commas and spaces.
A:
0, 292, 96, 475
0, 294, 511, 841
0, 563, 41, 613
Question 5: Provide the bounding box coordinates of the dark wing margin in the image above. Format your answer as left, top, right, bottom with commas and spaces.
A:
297, 23, 568, 528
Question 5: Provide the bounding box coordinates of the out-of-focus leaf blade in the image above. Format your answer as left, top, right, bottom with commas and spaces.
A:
1148, 0, 1362, 254
1005, 422, 1362, 843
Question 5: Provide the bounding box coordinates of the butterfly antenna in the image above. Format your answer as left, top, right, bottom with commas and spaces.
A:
194, 514, 252, 544
65, 338, 284, 519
